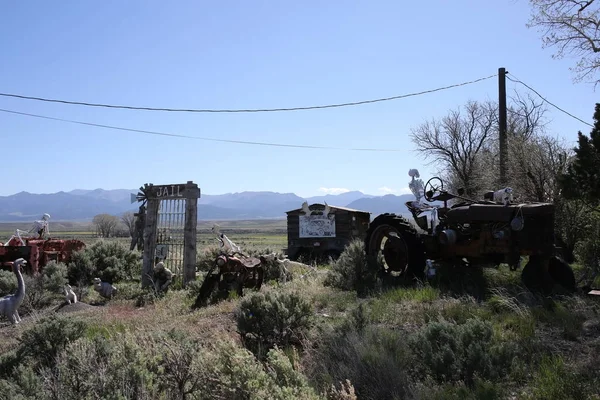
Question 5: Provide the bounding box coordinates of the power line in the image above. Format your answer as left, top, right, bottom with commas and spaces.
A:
0, 74, 497, 113
506, 74, 593, 128
0, 108, 408, 152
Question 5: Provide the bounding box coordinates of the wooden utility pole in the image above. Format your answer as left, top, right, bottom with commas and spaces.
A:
498, 67, 508, 186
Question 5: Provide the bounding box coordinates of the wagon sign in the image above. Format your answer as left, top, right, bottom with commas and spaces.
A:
299, 215, 336, 238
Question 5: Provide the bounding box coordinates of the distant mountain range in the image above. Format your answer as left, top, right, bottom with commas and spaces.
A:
0, 188, 423, 222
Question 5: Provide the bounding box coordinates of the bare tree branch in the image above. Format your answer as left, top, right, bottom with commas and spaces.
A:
410, 100, 496, 196
92, 214, 119, 238
527, 0, 600, 86
121, 211, 136, 238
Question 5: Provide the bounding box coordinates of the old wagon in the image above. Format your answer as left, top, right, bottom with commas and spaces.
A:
285, 202, 370, 261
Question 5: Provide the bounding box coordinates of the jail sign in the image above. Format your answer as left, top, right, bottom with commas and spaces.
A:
150, 184, 187, 199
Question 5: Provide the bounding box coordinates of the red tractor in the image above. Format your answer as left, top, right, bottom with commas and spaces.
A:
0, 235, 85, 274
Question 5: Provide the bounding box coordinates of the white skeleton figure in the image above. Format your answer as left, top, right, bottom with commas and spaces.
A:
0, 258, 27, 324
30, 213, 50, 238
493, 187, 513, 205
408, 169, 425, 203
92, 278, 117, 299
64, 284, 77, 304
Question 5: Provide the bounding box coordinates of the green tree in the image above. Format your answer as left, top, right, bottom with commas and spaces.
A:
559, 103, 600, 210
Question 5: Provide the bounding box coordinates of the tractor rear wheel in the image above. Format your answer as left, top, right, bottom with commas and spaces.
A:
364, 213, 426, 280
548, 256, 577, 293
521, 255, 576, 295
521, 255, 553, 294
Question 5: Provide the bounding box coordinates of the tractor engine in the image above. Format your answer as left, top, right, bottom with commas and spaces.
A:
428, 202, 555, 266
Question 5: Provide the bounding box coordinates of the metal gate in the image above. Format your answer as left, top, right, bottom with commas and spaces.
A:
156, 199, 186, 277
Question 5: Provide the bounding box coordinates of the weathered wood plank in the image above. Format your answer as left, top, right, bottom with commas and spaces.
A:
142, 198, 159, 288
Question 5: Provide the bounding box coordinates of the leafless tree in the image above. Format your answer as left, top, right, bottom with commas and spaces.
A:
121, 211, 136, 238
508, 134, 570, 201
527, 0, 600, 86
410, 100, 497, 196
92, 214, 120, 238
506, 91, 549, 140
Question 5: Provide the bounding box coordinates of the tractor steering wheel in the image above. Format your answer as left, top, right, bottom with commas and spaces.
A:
424, 177, 444, 202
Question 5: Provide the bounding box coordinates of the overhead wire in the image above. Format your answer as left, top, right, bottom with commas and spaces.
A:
506, 73, 593, 128
0, 72, 498, 151
0, 108, 406, 152
0, 74, 497, 113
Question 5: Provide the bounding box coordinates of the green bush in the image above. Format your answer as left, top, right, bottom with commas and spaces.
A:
16, 314, 88, 370
0, 269, 17, 296
414, 378, 503, 400
68, 240, 140, 285
236, 291, 314, 358
324, 239, 378, 294
42, 261, 68, 293
260, 253, 294, 284
185, 278, 205, 300
526, 355, 587, 400
203, 339, 321, 400
0, 364, 44, 400
575, 231, 600, 287
306, 322, 414, 400
409, 318, 519, 386
44, 333, 158, 399
195, 246, 222, 272
21, 274, 54, 313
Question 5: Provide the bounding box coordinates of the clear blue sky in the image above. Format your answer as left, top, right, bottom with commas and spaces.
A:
0, 0, 597, 198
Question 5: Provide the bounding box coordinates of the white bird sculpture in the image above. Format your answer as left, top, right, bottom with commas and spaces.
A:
64, 284, 78, 304
0, 258, 27, 324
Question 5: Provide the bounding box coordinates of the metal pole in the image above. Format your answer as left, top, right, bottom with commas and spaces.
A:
499, 67, 508, 186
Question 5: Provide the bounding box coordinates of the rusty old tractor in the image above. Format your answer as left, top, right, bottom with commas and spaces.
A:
0, 235, 86, 274
364, 170, 577, 295
192, 229, 264, 308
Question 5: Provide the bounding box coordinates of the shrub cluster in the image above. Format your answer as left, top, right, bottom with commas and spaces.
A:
0, 316, 340, 400
236, 290, 314, 358
67, 240, 140, 285
409, 318, 519, 385
324, 239, 380, 295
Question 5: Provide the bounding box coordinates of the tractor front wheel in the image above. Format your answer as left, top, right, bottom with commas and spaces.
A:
364, 213, 426, 280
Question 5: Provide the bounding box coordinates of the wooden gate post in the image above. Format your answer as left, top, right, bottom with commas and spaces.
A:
142, 186, 159, 288
183, 181, 200, 287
